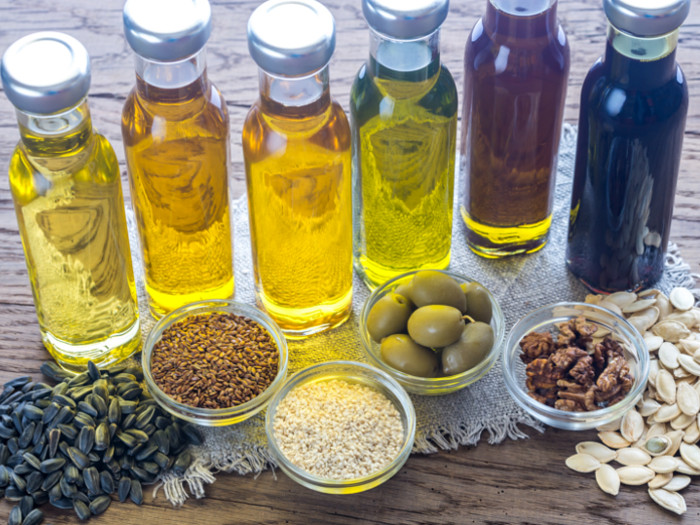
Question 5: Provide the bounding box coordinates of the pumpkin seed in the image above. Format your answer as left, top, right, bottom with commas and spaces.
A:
648, 455, 679, 474
617, 465, 655, 485
595, 464, 619, 496
669, 287, 695, 312
664, 475, 691, 492
653, 321, 691, 343
648, 472, 672, 489
598, 431, 631, 449
615, 447, 651, 466
678, 354, 700, 376
644, 435, 672, 456
648, 488, 686, 515
620, 409, 644, 443
655, 370, 676, 405
653, 404, 681, 423
679, 443, 700, 470
575, 441, 616, 463
644, 334, 664, 352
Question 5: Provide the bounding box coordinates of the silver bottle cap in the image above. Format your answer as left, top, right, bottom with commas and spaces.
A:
123, 0, 212, 61
1, 32, 90, 115
247, 0, 335, 77
363, 0, 449, 40
604, 0, 690, 37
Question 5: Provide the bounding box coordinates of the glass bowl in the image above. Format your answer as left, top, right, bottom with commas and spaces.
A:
142, 299, 288, 426
502, 302, 649, 431
359, 270, 505, 395
265, 361, 415, 494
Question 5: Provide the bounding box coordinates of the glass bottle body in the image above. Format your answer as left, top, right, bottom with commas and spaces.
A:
566, 28, 688, 292
242, 68, 353, 337
351, 30, 458, 288
461, 0, 569, 257
122, 52, 234, 317
9, 101, 141, 371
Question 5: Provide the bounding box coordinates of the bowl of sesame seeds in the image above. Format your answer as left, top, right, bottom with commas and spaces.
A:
142, 299, 288, 426
265, 360, 415, 494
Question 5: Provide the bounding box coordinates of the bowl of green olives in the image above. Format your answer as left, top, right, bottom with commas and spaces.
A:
359, 270, 505, 395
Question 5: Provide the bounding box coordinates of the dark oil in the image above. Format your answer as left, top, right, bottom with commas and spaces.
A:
461, 0, 569, 257
566, 35, 688, 292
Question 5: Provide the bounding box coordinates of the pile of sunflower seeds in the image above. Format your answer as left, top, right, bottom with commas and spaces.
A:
0, 360, 201, 524
564, 287, 699, 515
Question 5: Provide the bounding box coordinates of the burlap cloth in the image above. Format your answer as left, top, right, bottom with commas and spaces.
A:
127, 124, 699, 503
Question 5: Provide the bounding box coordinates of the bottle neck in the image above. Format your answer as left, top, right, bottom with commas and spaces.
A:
484, 0, 558, 38
369, 28, 440, 80
135, 48, 207, 101
258, 65, 331, 118
16, 99, 93, 156
605, 25, 679, 87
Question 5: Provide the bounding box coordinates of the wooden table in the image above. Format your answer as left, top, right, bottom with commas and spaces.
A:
1, 0, 699, 523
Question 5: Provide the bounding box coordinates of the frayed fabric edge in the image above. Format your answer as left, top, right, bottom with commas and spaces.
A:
156, 415, 543, 506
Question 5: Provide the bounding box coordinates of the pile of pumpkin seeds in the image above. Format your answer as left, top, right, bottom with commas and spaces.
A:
0, 360, 201, 524
564, 287, 700, 515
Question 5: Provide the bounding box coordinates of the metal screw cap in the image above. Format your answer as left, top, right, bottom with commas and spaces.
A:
123, 0, 212, 61
363, 0, 449, 40
1, 31, 90, 114
247, 0, 336, 77
604, 0, 690, 37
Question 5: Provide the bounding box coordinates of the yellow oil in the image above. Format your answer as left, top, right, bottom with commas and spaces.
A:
242, 95, 353, 337
351, 56, 458, 288
122, 77, 234, 317
9, 111, 140, 372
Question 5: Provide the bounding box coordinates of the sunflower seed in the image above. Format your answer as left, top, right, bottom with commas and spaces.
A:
130, 478, 143, 505
67, 447, 89, 469
51, 496, 73, 510
95, 422, 110, 451
181, 424, 203, 446
83, 466, 100, 496
77, 401, 98, 418
25, 471, 42, 493
78, 426, 95, 455
20, 508, 43, 525
118, 476, 131, 502
60, 475, 77, 498
172, 449, 192, 475
617, 465, 655, 485
648, 488, 686, 515
100, 470, 114, 494
108, 398, 121, 424
73, 499, 91, 521
8, 505, 22, 525
89, 494, 111, 515
39, 457, 65, 473
40, 470, 61, 491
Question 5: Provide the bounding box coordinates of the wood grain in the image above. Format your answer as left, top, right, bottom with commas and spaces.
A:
0, 0, 699, 523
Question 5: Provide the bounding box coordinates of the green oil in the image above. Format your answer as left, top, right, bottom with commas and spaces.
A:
351, 42, 458, 288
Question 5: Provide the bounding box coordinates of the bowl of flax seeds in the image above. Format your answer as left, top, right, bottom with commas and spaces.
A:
142, 300, 288, 426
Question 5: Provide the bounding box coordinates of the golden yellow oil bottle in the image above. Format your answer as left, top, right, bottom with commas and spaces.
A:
243, 0, 353, 337
1, 32, 140, 372
121, 0, 233, 317
351, 0, 458, 288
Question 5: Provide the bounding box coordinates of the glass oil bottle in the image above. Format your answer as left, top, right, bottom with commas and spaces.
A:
243, 0, 353, 337
122, 0, 234, 316
1, 32, 140, 372
351, 0, 458, 289
567, 0, 690, 292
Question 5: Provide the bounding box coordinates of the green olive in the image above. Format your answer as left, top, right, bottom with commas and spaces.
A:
461, 282, 492, 324
367, 292, 413, 343
393, 282, 415, 308
441, 322, 494, 375
409, 271, 467, 312
380, 334, 439, 377
407, 305, 464, 348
